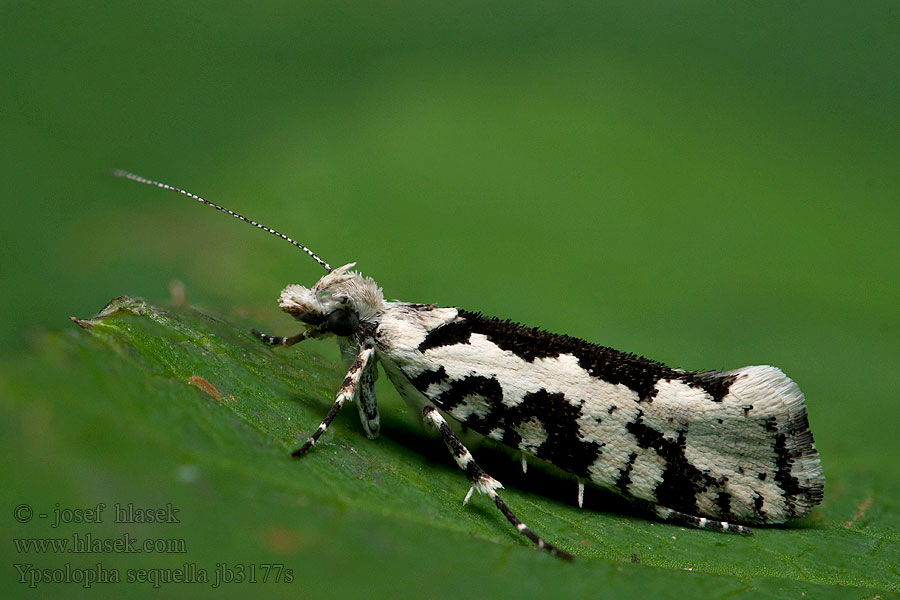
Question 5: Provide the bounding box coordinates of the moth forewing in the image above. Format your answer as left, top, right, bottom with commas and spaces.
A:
114, 170, 824, 561
374, 306, 823, 529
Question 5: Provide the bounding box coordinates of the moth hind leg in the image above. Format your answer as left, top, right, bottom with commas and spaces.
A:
653, 505, 753, 535
422, 406, 574, 562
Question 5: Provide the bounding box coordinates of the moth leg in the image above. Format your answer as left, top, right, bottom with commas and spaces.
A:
292, 345, 375, 457
354, 352, 380, 439
252, 328, 312, 347
653, 505, 753, 535
422, 406, 574, 562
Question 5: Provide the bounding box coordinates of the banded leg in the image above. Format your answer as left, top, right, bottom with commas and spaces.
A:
354, 355, 380, 439
292, 346, 375, 457
653, 505, 753, 535
252, 328, 313, 347
422, 406, 574, 562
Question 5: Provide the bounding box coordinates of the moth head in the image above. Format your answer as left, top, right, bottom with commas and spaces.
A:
279, 263, 385, 337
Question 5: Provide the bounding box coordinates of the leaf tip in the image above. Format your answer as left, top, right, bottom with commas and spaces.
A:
69, 315, 92, 330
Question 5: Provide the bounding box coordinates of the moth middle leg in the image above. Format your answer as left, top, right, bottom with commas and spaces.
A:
354, 351, 380, 439
422, 405, 574, 562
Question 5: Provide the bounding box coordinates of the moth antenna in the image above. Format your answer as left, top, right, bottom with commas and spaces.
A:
112, 169, 332, 272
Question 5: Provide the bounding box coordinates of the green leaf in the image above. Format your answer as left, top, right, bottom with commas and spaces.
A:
2, 297, 896, 599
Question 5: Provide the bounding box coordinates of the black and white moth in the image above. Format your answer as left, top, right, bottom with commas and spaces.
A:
114, 170, 824, 562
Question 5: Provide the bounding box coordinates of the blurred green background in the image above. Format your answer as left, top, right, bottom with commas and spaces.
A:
2, 2, 898, 598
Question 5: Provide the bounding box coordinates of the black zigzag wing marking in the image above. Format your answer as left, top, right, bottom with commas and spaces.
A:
690, 370, 739, 403
432, 374, 504, 429
626, 411, 717, 516
407, 365, 447, 390
424, 378, 605, 479
417, 318, 473, 352
500, 389, 604, 478
615, 452, 638, 494
772, 410, 824, 519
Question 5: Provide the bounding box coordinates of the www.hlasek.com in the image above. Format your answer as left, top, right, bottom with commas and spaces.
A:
15, 563, 295, 588
15, 532, 186, 554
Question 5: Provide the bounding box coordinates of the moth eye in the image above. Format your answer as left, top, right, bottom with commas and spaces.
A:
325, 309, 359, 336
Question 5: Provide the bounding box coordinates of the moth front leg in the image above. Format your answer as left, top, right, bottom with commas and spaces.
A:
252, 328, 313, 347
292, 345, 375, 457
422, 406, 574, 562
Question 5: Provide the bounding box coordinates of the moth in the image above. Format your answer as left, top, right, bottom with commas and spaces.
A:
114, 170, 824, 561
